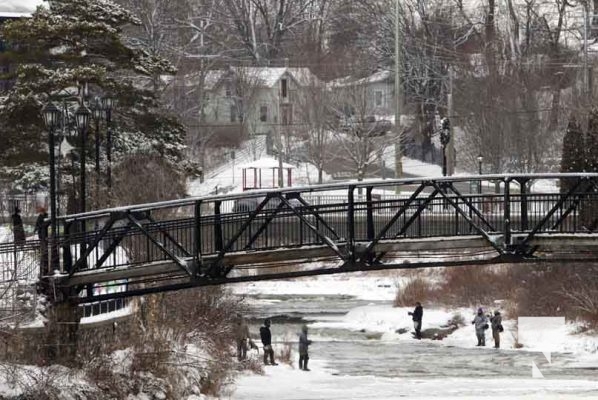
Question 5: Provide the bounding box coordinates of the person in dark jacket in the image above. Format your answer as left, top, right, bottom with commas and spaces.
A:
34, 208, 48, 240
408, 302, 423, 339
11, 207, 26, 246
490, 310, 503, 349
260, 319, 278, 365
298, 325, 312, 371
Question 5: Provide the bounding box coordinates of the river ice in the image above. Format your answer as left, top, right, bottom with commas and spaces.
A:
229, 273, 598, 399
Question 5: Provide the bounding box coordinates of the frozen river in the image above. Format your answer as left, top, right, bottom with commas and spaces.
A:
231, 293, 598, 399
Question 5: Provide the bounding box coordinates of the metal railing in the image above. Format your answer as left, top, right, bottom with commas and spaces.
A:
1, 173, 597, 301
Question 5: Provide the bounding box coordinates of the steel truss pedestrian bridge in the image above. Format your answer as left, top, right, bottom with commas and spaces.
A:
4, 173, 598, 304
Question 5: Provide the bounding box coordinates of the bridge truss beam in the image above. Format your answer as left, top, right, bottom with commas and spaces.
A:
25, 173, 598, 302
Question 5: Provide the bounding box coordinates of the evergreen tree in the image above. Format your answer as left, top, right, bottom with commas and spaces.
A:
586, 108, 598, 173
581, 109, 598, 229
0, 0, 185, 192
560, 115, 585, 193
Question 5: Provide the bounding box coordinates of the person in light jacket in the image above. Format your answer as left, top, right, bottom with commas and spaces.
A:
472, 308, 488, 346
234, 314, 251, 361
490, 310, 502, 349
298, 325, 312, 371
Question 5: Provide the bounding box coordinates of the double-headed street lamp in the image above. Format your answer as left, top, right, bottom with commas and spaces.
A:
75, 104, 91, 214
42, 103, 63, 272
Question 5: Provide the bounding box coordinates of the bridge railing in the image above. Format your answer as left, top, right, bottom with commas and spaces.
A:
1, 173, 595, 302
42, 174, 596, 279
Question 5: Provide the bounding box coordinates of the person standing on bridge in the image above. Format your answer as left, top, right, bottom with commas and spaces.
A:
260, 319, 278, 365
34, 208, 48, 240
298, 325, 312, 371
408, 302, 423, 339
472, 308, 488, 346
490, 310, 503, 349
11, 207, 26, 246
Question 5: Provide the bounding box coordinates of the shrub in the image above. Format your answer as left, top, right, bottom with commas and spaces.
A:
275, 339, 293, 366
394, 277, 434, 307
435, 265, 517, 307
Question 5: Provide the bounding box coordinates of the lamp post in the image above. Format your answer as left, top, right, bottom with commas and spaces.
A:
42, 102, 62, 273
440, 117, 451, 177
91, 99, 103, 205
477, 154, 483, 194
102, 97, 114, 189
75, 105, 91, 214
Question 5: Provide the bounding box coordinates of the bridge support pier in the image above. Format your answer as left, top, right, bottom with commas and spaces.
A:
45, 299, 82, 365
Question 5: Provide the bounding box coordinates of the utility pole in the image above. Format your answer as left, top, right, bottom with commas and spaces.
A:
584, 4, 590, 106
277, 92, 284, 188
447, 67, 455, 176
394, 0, 403, 181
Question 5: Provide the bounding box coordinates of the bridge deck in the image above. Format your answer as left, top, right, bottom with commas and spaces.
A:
3, 173, 597, 302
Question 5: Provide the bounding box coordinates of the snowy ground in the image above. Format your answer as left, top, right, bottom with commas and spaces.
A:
230, 273, 598, 399
188, 136, 560, 200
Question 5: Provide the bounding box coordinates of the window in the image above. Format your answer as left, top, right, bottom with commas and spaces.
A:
260, 105, 268, 122
225, 82, 232, 97
230, 105, 236, 122
375, 91, 383, 107
281, 78, 288, 98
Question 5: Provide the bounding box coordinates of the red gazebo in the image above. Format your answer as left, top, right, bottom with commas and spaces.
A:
241, 158, 295, 191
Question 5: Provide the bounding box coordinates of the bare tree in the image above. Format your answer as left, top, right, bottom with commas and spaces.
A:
295, 75, 333, 183
220, 0, 325, 62
327, 82, 395, 182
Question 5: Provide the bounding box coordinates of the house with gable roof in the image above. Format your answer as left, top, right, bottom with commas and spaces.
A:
200, 66, 320, 142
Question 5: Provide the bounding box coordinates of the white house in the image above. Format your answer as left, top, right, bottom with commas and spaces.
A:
201, 67, 320, 138
330, 70, 395, 118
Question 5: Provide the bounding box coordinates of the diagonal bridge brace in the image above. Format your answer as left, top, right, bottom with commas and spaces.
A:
125, 212, 195, 275
446, 183, 496, 232
206, 194, 278, 277
243, 199, 287, 250
290, 193, 341, 240
521, 178, 593, 249
370, 185, 439, 264
430, 181, 505, 255
68, 212, 129, 277
278, 195, 347, 261
143, 214, 192, 258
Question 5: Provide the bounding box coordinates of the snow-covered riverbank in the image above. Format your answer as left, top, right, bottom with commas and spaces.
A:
231, 273, 598, 399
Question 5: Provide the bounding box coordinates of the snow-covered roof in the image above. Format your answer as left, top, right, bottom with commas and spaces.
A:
330, 70, 392, 88
238, 157, 295, 170
0, 0, 44, 14
165, 67, 319, 92
0, 12, 32, 18
231, 67, 319, 88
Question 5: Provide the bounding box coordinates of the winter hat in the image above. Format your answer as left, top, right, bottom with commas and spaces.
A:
494, 310, 500, 315
477, 307, 484, 313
